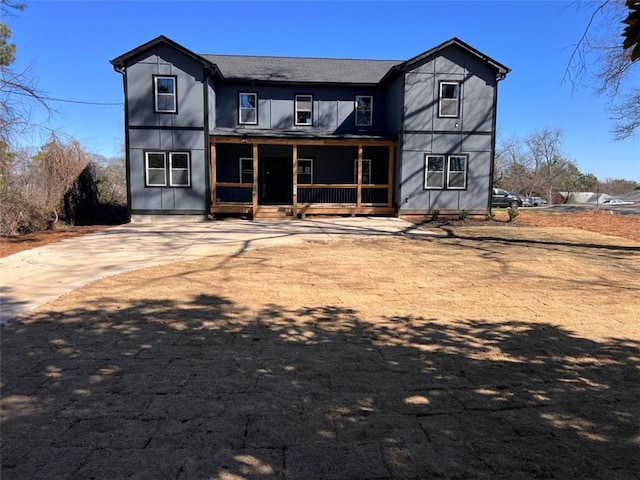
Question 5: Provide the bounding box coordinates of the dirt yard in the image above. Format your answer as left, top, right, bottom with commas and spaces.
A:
1, 217, 638, 478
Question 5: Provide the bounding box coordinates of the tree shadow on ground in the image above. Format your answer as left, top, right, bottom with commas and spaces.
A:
1, 295, 639, 479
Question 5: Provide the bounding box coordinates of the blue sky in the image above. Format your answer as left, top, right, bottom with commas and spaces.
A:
8, 0, 640, 181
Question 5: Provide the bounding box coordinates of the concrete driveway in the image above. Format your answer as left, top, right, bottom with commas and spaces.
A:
0, 218, 419, 323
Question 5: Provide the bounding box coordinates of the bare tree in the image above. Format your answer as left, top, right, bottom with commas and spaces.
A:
496, 128, 596, 202
1, 1, 49, 145
32, 133, 90, 228
599, 177, 640, 194
564, 0, 640, 139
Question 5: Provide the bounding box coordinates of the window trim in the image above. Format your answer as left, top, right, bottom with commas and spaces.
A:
424, 154, 468, 190
169, 152, 191, 187
446, 154, 467, 190
424, 155, 445, 189
294, 94, 313, 126
297, 158, 313, 184
238, 92, 258, 125
145, 151, 168, 187
239, 157, 254, 184
353, 158, 372, 184
144, 151, 191, 188
153, 75, 177, 114
355, 95, 373, 127
438, 81, 460, 118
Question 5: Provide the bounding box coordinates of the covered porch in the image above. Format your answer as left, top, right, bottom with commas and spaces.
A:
209, 134, 397, 219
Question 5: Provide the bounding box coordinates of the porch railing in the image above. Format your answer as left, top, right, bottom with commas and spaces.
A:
215, 182, 252, 203
297, 184, 389, 205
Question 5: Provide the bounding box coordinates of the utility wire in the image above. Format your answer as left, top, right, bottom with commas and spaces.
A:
11, 90, 122, 106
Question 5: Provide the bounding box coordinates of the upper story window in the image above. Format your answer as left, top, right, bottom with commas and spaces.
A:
355, 95, 373, 126
438, 82, 460, 118
145, 151, 190, 187
154, 76, 177, 113
239, 92, 258, 125
295, 95, 313, 126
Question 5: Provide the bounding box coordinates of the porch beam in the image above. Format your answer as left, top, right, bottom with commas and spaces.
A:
211, 136, 396, 147
387, 145, 394, 208
356, 145, 363, 209
210, 143, 217, 210
292, 144, 298, 218
252, 143, 258, 215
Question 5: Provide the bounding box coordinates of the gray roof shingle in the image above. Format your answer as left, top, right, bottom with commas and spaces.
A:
201, 54, 401, 84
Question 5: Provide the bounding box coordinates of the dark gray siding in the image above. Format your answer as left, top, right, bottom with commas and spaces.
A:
398, 45, 497, 213
215, 84, 384, 133
125, 44, 208, 213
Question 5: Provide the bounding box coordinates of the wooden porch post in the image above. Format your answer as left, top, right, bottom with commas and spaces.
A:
356, 145, 363, 209
252, 143, 258, 216
387, 145, 394, 208
210, 142, 217, 211
292, 144, 298, 217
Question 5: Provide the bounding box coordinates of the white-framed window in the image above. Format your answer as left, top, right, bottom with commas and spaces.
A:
239, 157, 253, 184
154, 76, 177, 113
295, 95, 313, 126
447, 155, 467, 189
297, 158, 313, 184
239, 92, 258, 125
146, 152, 167, 186
438, 82, 460, 118
424, 154, 468, 189
424, 155, 445, 189
145, 151, 190, 187
355, 95, 373, 126
353, 159, 372, 184
169, 152, 190, 187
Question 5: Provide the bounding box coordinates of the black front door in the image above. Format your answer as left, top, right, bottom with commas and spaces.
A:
259, 157, 293, 204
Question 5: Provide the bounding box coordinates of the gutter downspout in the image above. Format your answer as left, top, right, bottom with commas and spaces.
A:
113, 63, 132, 221
488, 71, 507, 214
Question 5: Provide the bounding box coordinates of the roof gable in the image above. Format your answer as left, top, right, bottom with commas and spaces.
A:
400, 37, 510, 77
110, 35, 222, 78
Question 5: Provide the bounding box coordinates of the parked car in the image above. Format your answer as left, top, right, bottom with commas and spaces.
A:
529, 196, 547, 207
509, 192, 528, 206
492, 188, 522, 208
602, 198, 635, 205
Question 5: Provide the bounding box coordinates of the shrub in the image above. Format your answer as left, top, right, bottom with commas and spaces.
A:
429, 208, 440, 221
458, 209, 469, 221
507, 207, 519, 222
485, 210, 495, 221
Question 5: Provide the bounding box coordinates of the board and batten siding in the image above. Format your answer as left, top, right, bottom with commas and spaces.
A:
125, 44, 208, 213
398, 45, 498, 213
214, 84, 383, 133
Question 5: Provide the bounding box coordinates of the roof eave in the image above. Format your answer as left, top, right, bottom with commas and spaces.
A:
110, 35, 224, 80
400, 37, 510, 78
221, 78, 381, 87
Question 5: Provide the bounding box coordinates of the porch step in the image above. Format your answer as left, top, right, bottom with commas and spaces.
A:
253, 206, 295, 220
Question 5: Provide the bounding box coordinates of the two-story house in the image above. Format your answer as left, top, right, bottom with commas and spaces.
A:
111, 36, 509, 221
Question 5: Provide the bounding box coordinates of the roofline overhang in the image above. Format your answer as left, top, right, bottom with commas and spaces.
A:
110, 35, 223, 80
380, 37, 511, 84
